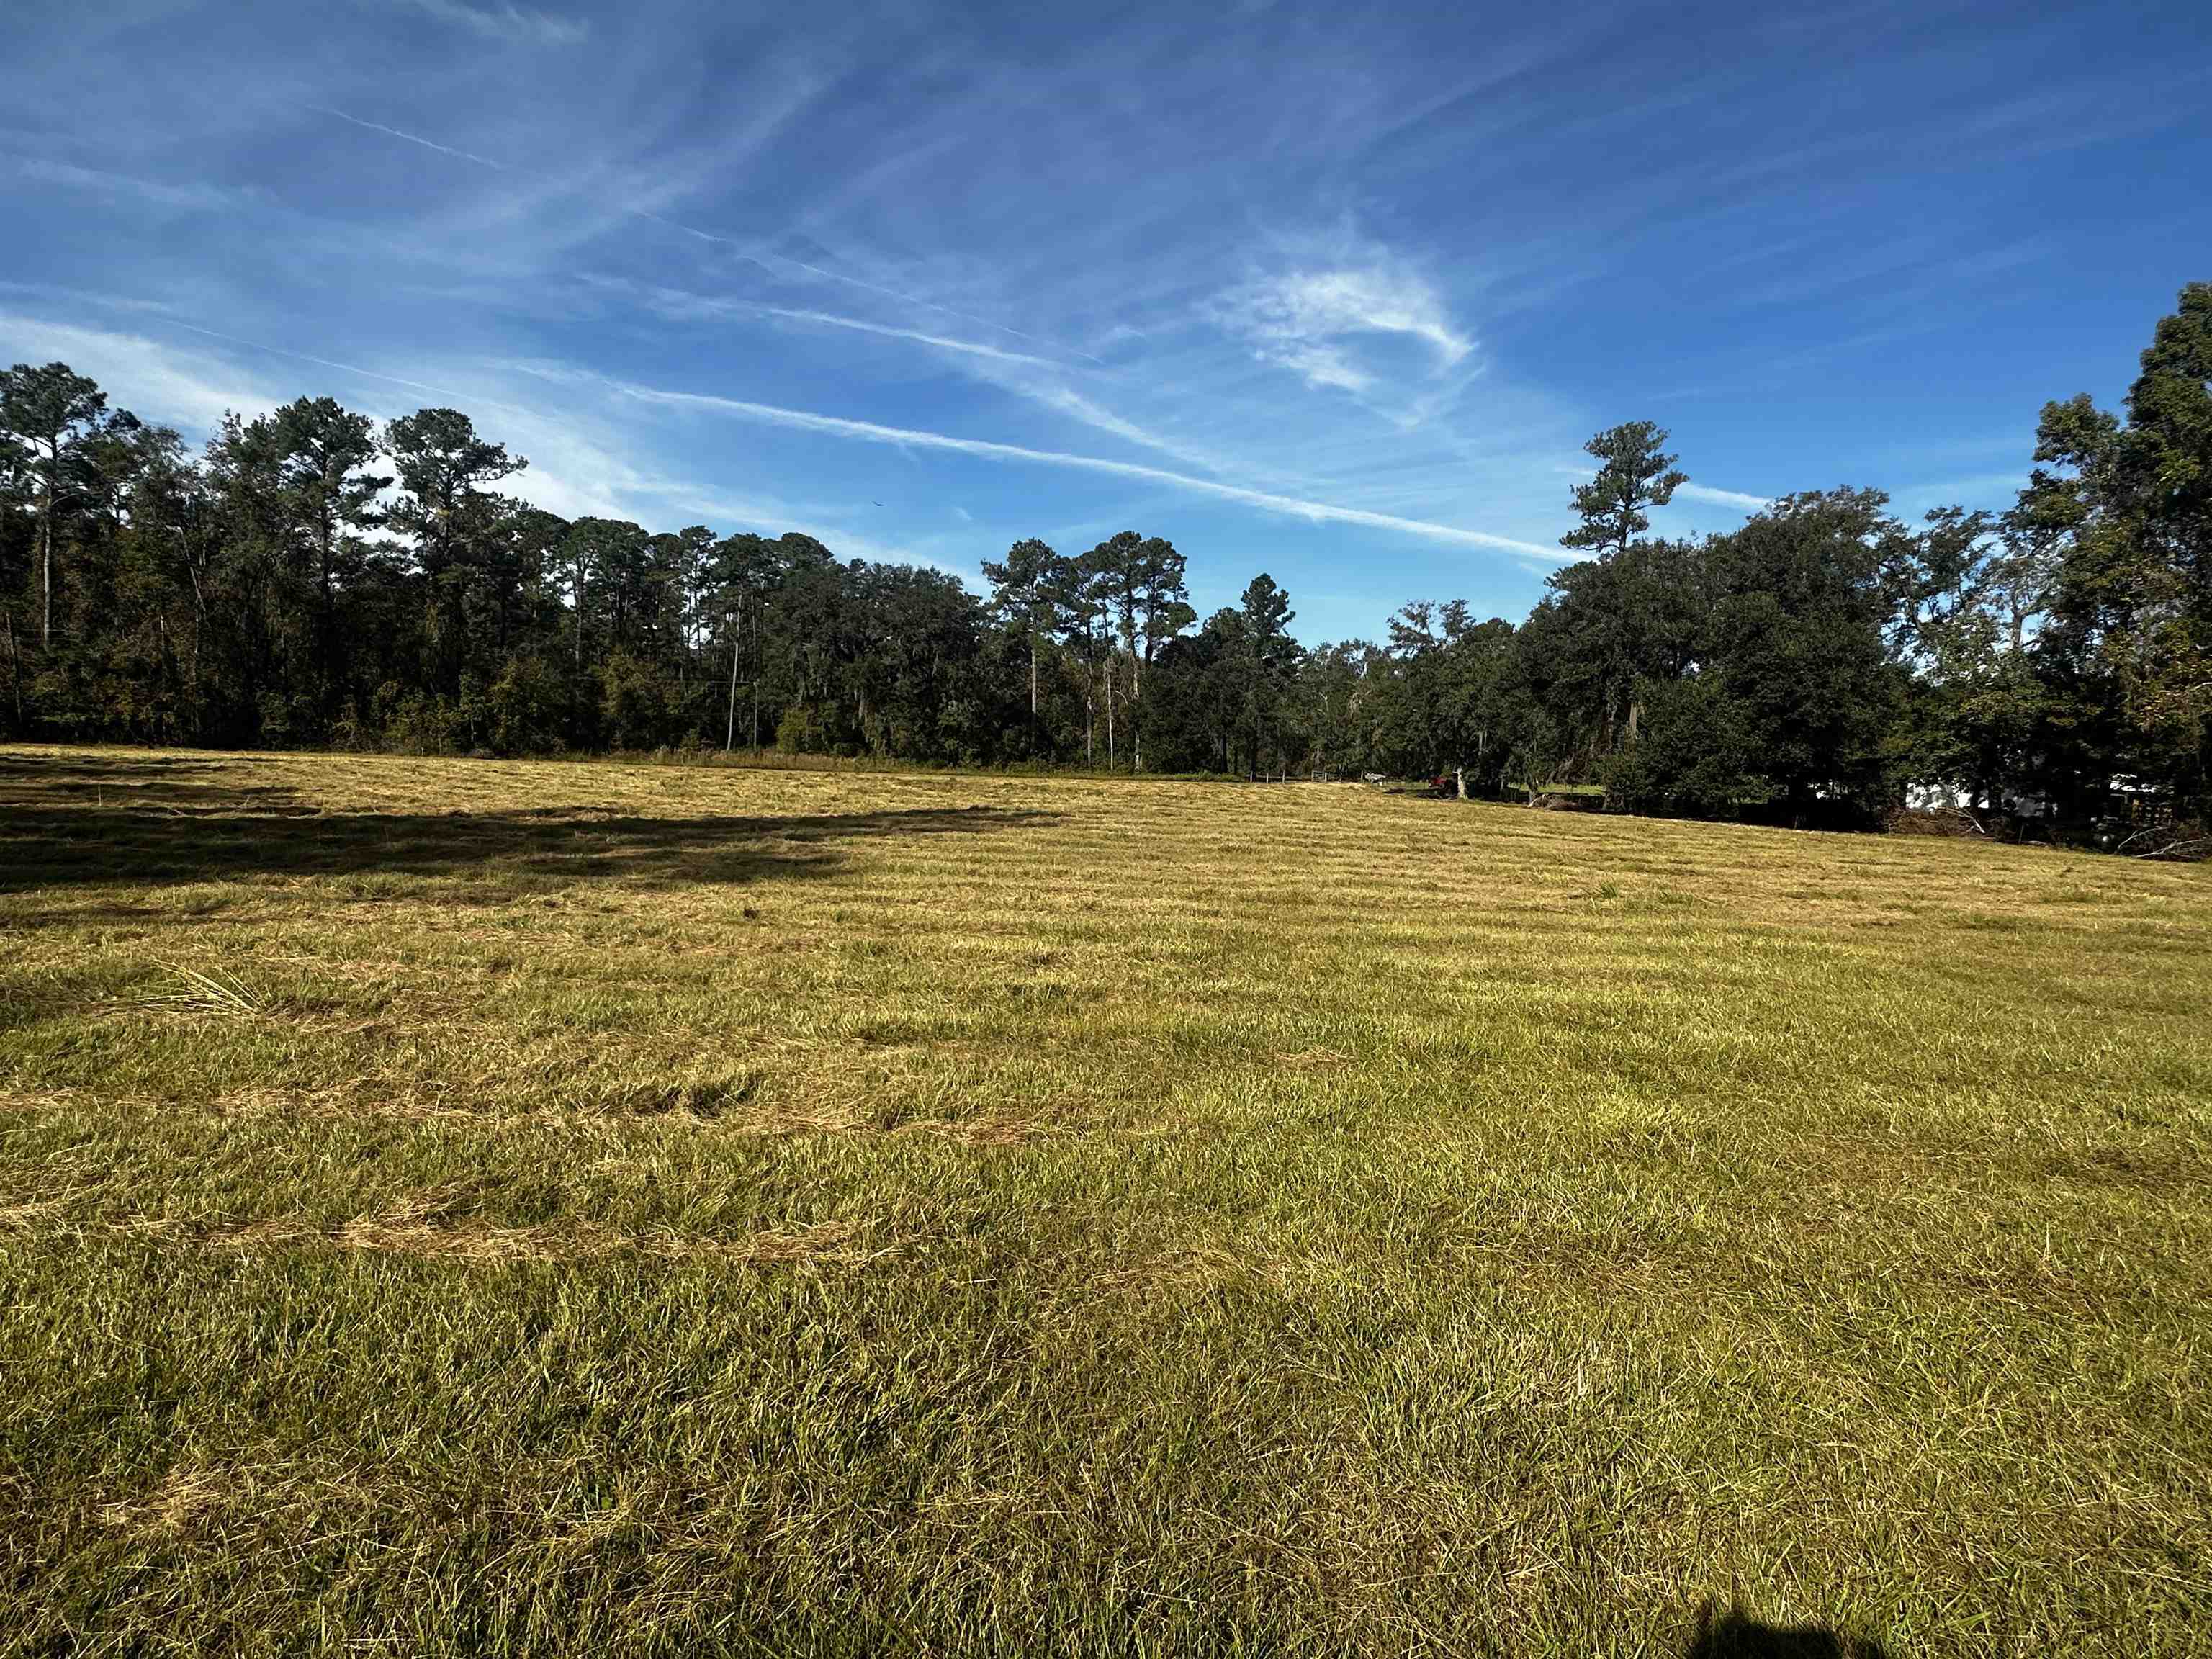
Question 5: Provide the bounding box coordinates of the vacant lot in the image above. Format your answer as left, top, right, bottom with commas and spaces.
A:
1, 747, 2208, 1655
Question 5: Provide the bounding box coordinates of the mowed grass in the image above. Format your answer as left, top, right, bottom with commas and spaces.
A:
1, 746, 2208, 1657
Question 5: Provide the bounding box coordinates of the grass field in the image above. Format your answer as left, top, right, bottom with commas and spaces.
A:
2, 745, 2208, 1656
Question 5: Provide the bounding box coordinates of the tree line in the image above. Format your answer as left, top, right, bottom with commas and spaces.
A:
2, 284, 2206, 840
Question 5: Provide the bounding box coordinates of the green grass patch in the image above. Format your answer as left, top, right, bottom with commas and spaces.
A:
2, 745, 2209, 1655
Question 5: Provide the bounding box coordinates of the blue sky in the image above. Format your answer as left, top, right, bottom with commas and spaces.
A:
4, 0, 2208, 642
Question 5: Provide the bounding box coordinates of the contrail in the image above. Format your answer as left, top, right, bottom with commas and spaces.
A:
554, 367, 1559, 559
307, 105, 512, 172
307, 104, 1102, 362
162, 318, 477, 403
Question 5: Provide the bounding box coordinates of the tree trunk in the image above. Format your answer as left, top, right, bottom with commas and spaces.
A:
1105, 651, 1115, 771
1132, 647, 1143, 773
1456, 766, 1467, 800
182, 539, 206, 738
4, 610, 21, 729
1021, 630, 1036, 757
724, 608, 740, 752
318, 514, 339, 722
39, 464, 53, 649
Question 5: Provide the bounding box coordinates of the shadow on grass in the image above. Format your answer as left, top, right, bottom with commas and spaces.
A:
0, 752, 1057, 896
1685, 1606, 1889, 1659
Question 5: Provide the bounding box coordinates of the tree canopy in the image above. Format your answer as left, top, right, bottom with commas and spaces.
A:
4, 284, 2206, 843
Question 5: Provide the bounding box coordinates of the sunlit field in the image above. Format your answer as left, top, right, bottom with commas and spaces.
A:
2, 746, 2208, 1656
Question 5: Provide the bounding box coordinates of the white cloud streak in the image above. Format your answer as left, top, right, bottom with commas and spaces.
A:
1021, 385, 1224, 470
0, 305, 952, 569
307, 105, 512, 171
1217, 257, 1474, 397
0, 311, 274, 432
304, 108, 1089, 361
588, 276, 1069, 369
750, 305, 1062, 367
1554, 466, 1772, 516
154, 318, 516, 410
635, 217, 1100, 362
384, 0, 588, 47
544, 367, 1560, 559
575, 275, 1237, 477
1674, 482, 1771, 511
9, 156, 250, 213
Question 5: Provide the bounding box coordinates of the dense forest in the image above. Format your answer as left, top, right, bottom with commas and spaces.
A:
2, 284, 2206, 845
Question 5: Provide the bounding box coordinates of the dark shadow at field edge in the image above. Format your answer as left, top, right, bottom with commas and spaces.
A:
0, 752, 1057, 894
1684, 1606, 1889, 1659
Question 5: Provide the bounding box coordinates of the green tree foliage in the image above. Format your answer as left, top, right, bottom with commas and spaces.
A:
385, 408, 525, 701
1374, 603, 1524, 792
1131, 537, 1195, 773
1702, 489, 1917, 815
1560, 420, 1688, 559
0, 362, 115, 651
4, 287, 2206, 844
981, 536, 1061, 757
2018, 282, 2212, 813
1601, 671, 1759, 817
1237, 573, 1298, 775
1891, 509, 2051, 813
1049, 545, 1112, 766
709, 531, 783, 751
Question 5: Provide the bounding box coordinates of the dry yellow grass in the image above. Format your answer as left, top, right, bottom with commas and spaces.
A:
1, 744, 2208, 1655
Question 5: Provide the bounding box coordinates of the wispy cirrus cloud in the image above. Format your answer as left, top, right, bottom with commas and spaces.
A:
1675, 482, 1771, 511
300, 104, 1083, 361
574, 273, 1238, 476
15, 0, 2203, 644
580, 274, 1067, 369
0, 279, 178, 317
732, 305, 1071, 369
1214, 246, 1473, 400
0, 304, 947, 567
9, 156, 256, 215
1015, 385, 1236, 475
382, 0, 587, 48
635, 227, 1092, 361
526, 363, 1560, 560
0, 311, 276, 432
10, 287, 549, 419
306, 105, 513, 171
